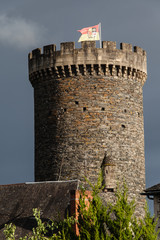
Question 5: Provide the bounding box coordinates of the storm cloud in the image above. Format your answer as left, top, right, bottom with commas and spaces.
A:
0, 14, 45, 49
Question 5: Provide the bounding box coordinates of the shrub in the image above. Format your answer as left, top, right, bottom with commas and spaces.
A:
3, 180, 159, 239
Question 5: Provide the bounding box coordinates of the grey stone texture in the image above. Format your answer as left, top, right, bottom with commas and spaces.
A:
29, 40, 147, 216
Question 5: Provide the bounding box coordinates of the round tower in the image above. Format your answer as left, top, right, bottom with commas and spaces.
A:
29, 41, 147, 214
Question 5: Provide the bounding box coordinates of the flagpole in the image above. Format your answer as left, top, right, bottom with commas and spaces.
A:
99, 23, 102, 48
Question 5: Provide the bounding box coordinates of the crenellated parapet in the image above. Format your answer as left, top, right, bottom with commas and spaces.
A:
29, 41, 147, 86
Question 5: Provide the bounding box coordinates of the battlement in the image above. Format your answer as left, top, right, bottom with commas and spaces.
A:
29, 41, 146, 57
29, 41, 147, 85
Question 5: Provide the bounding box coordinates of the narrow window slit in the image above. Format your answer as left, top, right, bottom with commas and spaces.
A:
107, 188, 114, 192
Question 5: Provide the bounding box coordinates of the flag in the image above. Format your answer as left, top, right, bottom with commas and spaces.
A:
78, 24, 100, 42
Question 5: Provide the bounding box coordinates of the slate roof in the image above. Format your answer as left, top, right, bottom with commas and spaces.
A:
0, 180, 79, 239
143, 183, 160, 196
101, 153, 115, 167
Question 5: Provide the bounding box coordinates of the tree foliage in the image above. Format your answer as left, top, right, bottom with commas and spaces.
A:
3, 180, 159, 240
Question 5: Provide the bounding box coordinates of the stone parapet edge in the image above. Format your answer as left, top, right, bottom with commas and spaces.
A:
28, 41, 147, 77
29, 63, 147, 87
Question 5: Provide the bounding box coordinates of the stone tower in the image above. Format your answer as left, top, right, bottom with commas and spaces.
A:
29, 41, 147, 213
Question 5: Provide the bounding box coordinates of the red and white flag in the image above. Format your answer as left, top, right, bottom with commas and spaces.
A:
78, 24, 100, 42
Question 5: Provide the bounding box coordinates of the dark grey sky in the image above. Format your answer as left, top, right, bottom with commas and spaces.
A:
0, 0, 159, 211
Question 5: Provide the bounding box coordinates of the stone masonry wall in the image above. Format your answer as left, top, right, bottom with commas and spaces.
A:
29, 41, 147, 216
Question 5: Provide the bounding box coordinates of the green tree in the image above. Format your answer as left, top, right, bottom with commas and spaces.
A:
3, 223, 16, 240
77, 182, 159, 240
